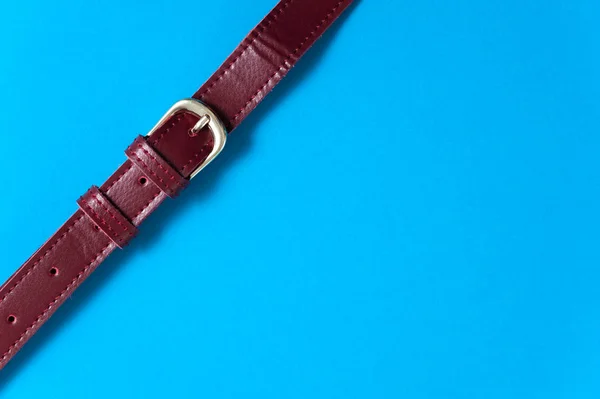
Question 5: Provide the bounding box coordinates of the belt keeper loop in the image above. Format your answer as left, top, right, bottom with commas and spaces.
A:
77, 186, 138, 248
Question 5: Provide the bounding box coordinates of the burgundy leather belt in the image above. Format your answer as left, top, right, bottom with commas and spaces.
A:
0, 0, 353, 370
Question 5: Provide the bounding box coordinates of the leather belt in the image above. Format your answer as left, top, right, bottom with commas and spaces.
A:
0, 0, 353, 370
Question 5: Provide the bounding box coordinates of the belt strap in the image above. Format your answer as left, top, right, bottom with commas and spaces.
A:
0, 0, 353, 370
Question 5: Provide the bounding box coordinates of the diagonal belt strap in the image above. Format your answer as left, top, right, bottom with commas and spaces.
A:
0, 0, 353, 370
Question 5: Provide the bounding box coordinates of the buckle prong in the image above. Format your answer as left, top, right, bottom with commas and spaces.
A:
190, 115, 211, 135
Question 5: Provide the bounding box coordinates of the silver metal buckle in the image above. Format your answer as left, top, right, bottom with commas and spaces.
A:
146, 99, 227, 179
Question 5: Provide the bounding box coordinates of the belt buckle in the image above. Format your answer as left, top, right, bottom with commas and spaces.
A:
146, 98, 227, 179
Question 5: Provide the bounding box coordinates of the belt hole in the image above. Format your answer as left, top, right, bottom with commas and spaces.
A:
139, 176, 148, 186
49, 267, 59, 276
94, 225, 100, 231
7, 315, 16, 324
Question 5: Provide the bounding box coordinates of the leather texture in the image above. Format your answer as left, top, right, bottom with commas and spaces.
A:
126, 135, 189, 198
0, 0, 353, 370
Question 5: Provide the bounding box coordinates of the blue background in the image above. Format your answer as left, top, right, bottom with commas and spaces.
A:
1, 0, 599, 397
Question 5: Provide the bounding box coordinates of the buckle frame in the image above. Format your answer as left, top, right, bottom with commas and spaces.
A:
146, 99, 227, 179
